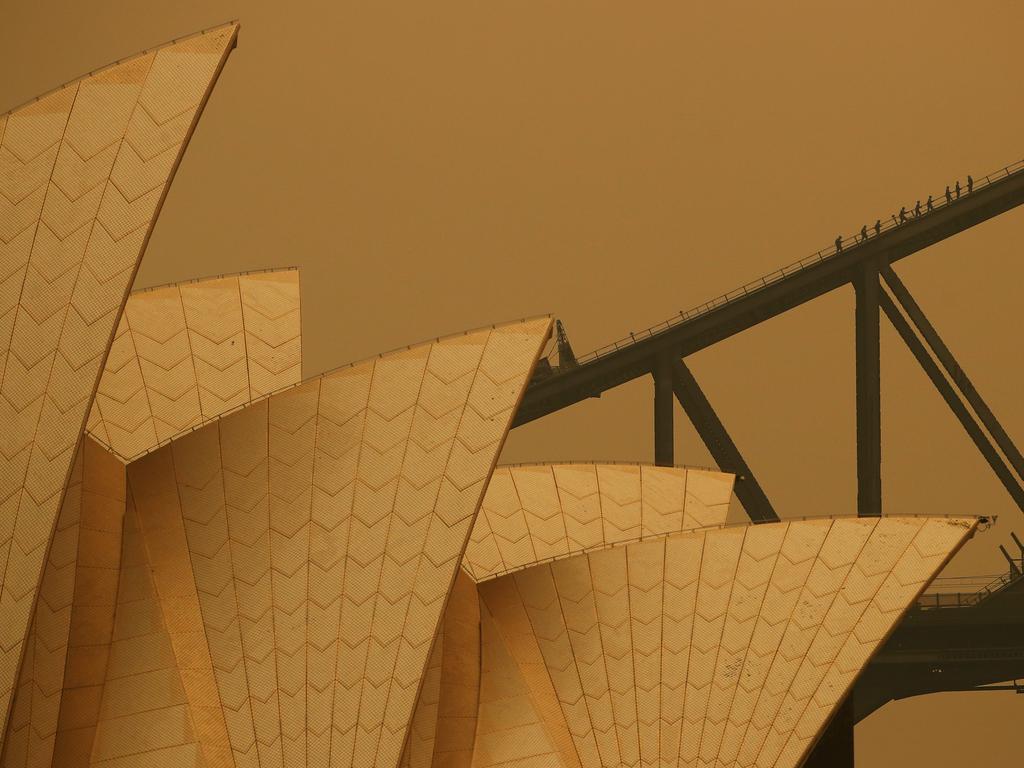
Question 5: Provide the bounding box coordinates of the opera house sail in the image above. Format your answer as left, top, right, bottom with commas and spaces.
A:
0, 22, 238, 763
0, 22, 983, 768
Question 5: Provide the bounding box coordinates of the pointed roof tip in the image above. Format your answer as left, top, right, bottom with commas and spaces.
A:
0, 18, 243, 746
167, 20, 241, 54
209, 19, 241, 32
356, 314, 552, 363
1, 20, 240, 118
117, 303, 549, 767
163, 19, 241, 46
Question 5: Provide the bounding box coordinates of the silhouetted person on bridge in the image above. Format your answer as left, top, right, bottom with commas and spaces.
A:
946, 185, 953, 204
968, 174, 974, 193
861, 225, 868, 242
956, 180, 961, 199
899, 206, 908, 224
835, 235, 843, 253
914, 200, 922, 217
875, 219, 882, 236
927, 194, 934, 212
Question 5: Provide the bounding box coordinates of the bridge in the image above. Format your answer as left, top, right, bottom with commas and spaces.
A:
510, 157, 1024, 766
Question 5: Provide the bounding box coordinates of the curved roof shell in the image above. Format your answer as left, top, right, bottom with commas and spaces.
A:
118, 316, 551, 767
0, 22, 237, 732
0, 21, 983, 768
465, 463, 734, 582
86, 268, 302, 462
473, 514, 976, 768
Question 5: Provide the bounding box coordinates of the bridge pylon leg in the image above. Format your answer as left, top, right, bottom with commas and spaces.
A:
855, 261, 882, 517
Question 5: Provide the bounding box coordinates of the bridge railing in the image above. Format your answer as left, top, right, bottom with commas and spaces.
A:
544, 157, 1024, 371
916, 561, 1024, 610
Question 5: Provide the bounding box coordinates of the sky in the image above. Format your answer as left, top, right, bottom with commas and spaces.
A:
3, 1, 1023, 764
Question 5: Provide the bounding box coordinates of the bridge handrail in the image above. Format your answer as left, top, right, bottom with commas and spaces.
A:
557, 157, 1024, 369
916, 560, 1024, 610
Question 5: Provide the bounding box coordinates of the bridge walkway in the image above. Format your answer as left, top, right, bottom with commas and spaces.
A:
520, 157, 1024, 425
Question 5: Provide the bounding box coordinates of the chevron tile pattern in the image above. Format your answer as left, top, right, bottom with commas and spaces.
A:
87, 269, 302, 462
0, 17, 982, 768
465, 464, 733, 583
124, 317, 551, 768
0, 23, 237, 731
475, 515, 975, 768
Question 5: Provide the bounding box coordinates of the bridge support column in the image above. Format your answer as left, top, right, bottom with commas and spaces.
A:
653, 354, 674, 466
803, 695, 855, 768
855, 261, 882, 517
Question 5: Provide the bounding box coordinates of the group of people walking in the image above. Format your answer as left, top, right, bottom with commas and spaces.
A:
834, 175, 975, 254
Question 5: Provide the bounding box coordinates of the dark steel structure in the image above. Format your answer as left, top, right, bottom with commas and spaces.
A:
861, 546, 1024, 723
513, 158, 1024, 765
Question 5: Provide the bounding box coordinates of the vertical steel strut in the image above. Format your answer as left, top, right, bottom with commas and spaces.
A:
855, 262, 882, 517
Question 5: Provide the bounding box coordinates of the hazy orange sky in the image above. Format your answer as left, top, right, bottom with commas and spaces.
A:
3, 2, 1024, 764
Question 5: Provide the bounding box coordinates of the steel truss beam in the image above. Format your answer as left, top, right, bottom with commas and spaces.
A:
514, 168, 1024, 427
670, 359, 779, 523
881, 265, 1024, 481
880, 291, 1024, 512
